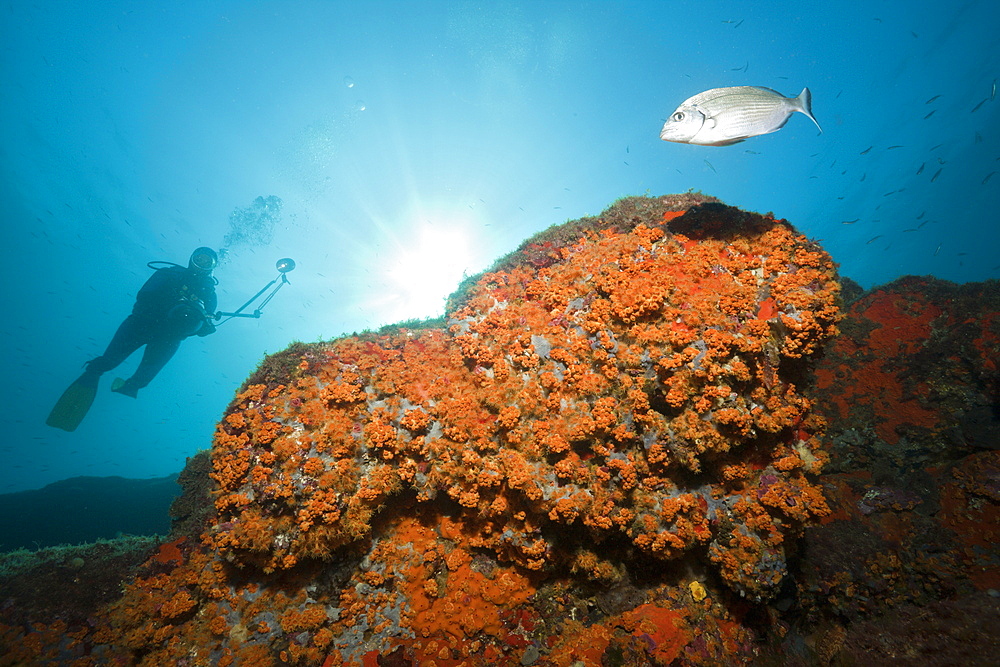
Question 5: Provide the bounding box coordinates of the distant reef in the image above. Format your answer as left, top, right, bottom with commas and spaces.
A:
0, 474, 178, 551
1, 195, 997, 666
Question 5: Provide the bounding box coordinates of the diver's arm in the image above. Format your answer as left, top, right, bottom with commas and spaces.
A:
197, 284, 219, 336
203, 289, 218, 317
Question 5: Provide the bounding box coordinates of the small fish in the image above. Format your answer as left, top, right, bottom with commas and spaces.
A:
866, 235, 882, 244
916, 162, 925, 175
841, 219, 859, 224
887, 145, 904, 149
930, 143, 943, 151
984, 171, 996, 184
993, 79, 997, 101
860, 146, 873, 155
972, 98, 987, 113
934, 244, 941, 256
925, 94, 941, 104
917, 211, 926, 219
704, 159, 717, 173
659, 86, 822, 146
931, 168, 942, 182
924, 110, 936, 119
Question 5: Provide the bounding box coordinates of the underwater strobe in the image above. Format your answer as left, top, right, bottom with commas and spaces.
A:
215, 258, 296, 323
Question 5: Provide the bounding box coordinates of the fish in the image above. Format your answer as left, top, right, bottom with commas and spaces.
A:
860, 146, 873, 155
925, 94, 941, 104
659, 86, 822, 146
916, 163, 925, 175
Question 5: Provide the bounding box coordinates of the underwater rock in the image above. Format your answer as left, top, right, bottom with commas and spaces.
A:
0, 474, 178, 551
1, 194, 845, 665
785, 276, 1000, 647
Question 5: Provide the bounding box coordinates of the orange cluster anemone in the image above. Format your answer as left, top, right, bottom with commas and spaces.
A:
6, 195, 841, 665
204, 197, 839, 599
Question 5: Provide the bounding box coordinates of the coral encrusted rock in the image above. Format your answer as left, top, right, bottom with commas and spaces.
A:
0, 195, 842, 666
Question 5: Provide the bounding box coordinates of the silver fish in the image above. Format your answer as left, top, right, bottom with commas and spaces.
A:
659, 86, 822, 146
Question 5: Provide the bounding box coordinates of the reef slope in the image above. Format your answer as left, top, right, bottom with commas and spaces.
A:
18, 194, 987, 665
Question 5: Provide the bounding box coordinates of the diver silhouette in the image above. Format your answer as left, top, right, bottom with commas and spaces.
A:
47, 247, 220, 431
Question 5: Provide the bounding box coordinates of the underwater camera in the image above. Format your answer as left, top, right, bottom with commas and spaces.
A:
215, 258, 296, 322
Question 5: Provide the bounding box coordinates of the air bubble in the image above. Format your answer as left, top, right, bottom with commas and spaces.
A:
344, 76, 355, 89
354, 100, 366, 112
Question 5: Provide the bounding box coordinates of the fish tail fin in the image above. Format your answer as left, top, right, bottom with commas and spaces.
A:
796, 87, 823, 134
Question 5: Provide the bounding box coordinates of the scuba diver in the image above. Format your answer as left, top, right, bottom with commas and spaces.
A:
47, 247, 220, 432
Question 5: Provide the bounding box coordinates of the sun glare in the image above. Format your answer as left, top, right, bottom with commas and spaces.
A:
382, 221, 478, 322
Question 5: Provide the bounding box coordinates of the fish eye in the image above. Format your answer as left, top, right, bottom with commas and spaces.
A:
671, 111, 685, 122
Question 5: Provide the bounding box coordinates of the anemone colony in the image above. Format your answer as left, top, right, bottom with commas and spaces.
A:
5, 196, 845, 665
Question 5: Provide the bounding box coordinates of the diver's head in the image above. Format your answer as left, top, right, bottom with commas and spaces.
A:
189, 247, 218, 273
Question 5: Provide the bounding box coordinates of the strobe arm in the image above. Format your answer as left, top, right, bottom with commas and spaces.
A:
214, 258, 295, 322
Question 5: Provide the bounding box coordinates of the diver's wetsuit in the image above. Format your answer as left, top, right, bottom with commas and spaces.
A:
81, 265, 217, 395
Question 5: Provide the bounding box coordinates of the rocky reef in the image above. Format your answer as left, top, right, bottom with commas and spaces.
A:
767, 275, 1000, 665
2, 195, 997, 666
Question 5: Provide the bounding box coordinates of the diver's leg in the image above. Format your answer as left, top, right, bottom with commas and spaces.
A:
113, 338, 181, 397
79, 316, 145, 386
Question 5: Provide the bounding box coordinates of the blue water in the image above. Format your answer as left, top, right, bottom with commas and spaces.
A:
1, 0, 998, 495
